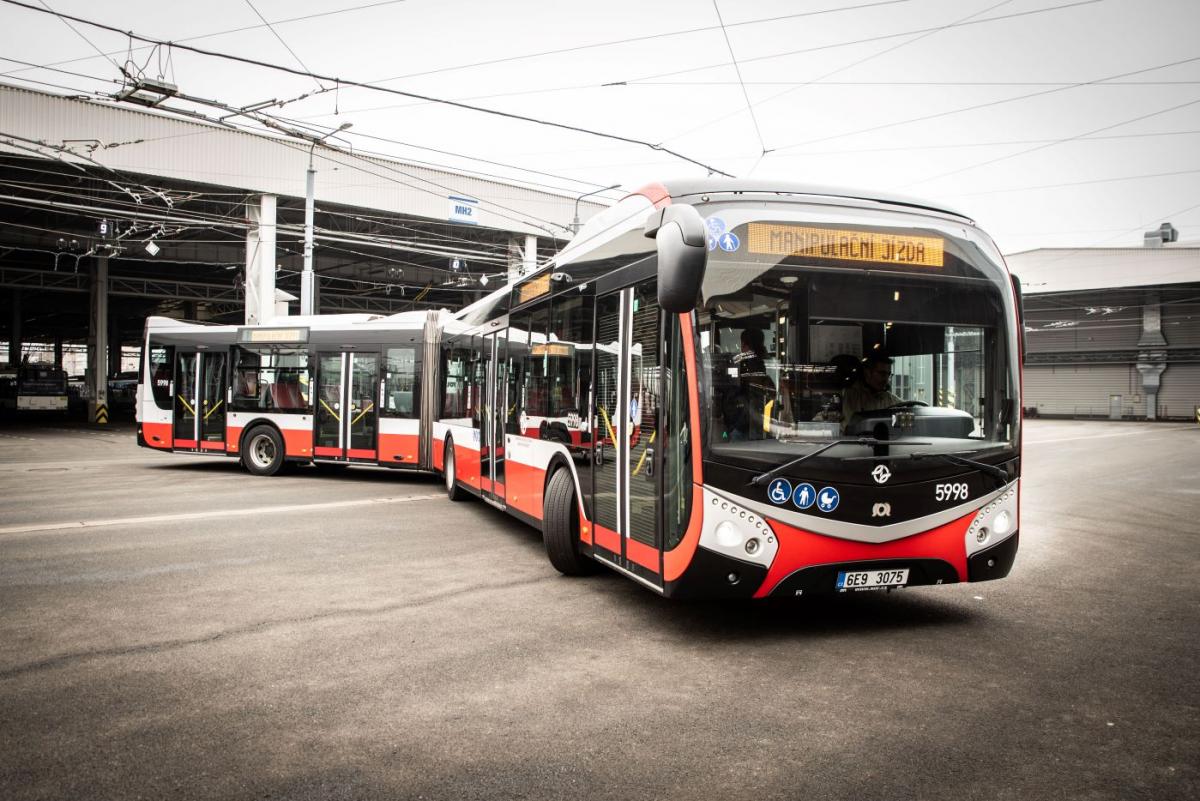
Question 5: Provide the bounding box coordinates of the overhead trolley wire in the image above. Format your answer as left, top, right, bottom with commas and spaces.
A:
0, 0, 734, 177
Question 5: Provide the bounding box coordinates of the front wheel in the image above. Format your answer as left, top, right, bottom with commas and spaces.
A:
542, 467, 595, 576
444, 439, 467, 501
242, 425, 286, 476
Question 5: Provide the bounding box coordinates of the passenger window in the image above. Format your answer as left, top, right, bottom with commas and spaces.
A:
231, 347, 310, 412
383, 347, 420, 418
441, 338, 472, 420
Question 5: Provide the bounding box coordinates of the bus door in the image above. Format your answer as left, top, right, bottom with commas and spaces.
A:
314, 351, 380, 461
173, 350, 227, 451
481, 331, 508, 506
592, 285, 663, 585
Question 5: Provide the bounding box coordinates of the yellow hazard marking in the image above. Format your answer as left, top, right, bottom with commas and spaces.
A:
94, 403, 108, 424
632, 429, 657, 476
320, 398, 341, 421
764, 399, 774, 432
203, 399, 224, 420
177, 395, 195, 415
351, 402, 374, 426
599, 405, 616, 443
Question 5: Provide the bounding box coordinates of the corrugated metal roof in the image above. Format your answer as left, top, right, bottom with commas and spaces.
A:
1006, 247, 1200, 295
0, 83, 604, 238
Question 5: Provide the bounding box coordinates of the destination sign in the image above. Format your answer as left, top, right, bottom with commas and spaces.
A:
238, 327, 309, 344
516, 272, 551, 304
747, 223, 944, 268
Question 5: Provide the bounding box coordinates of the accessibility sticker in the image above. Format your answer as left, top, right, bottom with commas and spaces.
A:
705, 217, 727, 237
792, 482, 816, 510
767, 478, 793, 505
816, 486, 840, 513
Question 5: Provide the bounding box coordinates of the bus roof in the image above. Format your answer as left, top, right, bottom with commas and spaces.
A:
648, 178, 971, 222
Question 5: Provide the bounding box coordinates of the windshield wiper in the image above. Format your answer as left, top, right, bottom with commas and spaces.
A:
910, 452, 1010, 489
747, 438, 928, 486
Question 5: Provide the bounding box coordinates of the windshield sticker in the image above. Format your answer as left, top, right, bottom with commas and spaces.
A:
706, 217, 726, 237
816, 486, 840, 513
792, 483, 816, 510
717, 231, 741, 253
707, 235, 719, 252
767, 478, 792, 505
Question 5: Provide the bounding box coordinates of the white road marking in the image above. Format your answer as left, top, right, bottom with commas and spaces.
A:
0, 493, 444, 537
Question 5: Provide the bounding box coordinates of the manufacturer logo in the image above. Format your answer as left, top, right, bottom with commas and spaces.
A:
792, 482, 816, 510
816, 487, 840, 513
872, 465, 891, 484
767, 478, 793, 505
871, 502, 892, 518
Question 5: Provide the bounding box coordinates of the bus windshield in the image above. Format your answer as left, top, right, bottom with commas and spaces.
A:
697, 212, 1019, 470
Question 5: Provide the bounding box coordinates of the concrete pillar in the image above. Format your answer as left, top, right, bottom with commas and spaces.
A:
53, 334, 62, 370
244, 194, 278, 325
88, 256, 109, 424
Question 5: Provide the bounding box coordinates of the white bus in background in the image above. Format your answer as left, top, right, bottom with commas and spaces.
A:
136, 311, 446, 475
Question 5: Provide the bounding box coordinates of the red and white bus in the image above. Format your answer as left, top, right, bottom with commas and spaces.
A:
434, 179, 1024, 598
137, 311, 443, 475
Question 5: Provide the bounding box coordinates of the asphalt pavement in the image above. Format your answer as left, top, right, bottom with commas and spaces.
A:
0, 418, 1196, 800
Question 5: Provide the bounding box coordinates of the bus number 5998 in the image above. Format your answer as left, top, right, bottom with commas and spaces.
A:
935, 482, 969, 502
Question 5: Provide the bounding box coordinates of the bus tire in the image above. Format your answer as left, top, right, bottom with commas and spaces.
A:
444, 438, 467, 501
543, 467, 595, 576
242, 425, 286, 476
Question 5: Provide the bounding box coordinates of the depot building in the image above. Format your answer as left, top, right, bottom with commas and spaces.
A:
1009, 224, 1200, 421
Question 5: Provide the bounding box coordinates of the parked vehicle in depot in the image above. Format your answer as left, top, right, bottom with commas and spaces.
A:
107, 370, 139, 409
0, 362, 69, 414
136, 311, 444, 475
434, 179, 1024, 599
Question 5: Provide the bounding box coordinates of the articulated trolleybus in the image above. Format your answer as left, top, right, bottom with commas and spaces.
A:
137, 311, 442, 474
437, 180, 1023, 599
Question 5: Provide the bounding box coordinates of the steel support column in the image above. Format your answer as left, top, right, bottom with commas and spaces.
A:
245, 194, 277, 325
7, 288, 19, 365
88, 255, 109, 424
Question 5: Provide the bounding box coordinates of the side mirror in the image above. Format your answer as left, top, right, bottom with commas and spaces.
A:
645, 204, 708, 313
1009, 273, 1025, 364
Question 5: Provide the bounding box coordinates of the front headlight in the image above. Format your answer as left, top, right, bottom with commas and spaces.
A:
966, 482, 1018, 555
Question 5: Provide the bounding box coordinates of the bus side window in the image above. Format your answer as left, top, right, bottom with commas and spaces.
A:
383, 346, 419, 418
440, 338, 470, 421
664, 315, 693, 551
148, 345, 173, 410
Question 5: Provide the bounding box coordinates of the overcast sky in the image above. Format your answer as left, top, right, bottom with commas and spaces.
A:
0, 0, 1197, 254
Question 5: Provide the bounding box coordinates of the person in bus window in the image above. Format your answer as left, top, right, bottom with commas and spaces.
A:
724, 327, 775, 439
841, 352, 903, 432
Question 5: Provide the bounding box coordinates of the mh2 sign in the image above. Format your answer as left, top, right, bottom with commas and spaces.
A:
449, 195, 479, 225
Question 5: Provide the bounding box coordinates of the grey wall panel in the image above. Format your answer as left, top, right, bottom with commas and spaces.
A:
1162, 303, 1200, 347
1024, 364, 1145, 418
1025, 307, 1143, 352
1158, 363, 1200, 420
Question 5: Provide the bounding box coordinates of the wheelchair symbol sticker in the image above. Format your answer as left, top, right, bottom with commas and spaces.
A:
706, 217, 726, 237
816, 486, 840, 513
792, 482, 816, 510
767, 478, 792, 505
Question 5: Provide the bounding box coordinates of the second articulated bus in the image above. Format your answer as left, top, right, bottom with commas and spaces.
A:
136, 311, 444, 474
433, 179, 1024, 599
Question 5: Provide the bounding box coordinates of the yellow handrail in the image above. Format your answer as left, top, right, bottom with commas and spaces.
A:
320, 398, 341, 421
177, 395, 195, 416
632, 429, 657, 476
351, 401, 375, 426
203, 399, 224, 421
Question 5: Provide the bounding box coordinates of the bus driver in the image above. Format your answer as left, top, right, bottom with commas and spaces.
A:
841, 352, 902, 432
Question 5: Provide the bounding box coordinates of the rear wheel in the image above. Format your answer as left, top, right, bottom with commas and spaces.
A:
543, 467, 595, 575
444, 438, 466, 501
242, 425, 285, 476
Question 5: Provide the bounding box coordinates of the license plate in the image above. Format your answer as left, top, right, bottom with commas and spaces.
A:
836, 568, 910, 591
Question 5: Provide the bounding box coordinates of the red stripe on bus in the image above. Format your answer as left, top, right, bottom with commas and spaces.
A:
379, 432, 419, 464
664, 485, 704, 582
625, 537, 660, 573
593, 523, 620, 554
504, 459, 543, 517
142, 422, 173, 449
174, 439, 198, 449
753, 511, 974, 599
282, 428, 313, 457
199, 441, 224, 451
630, 182, 672, 209
455, 441, 481, 489
433, 438, 445, 471
314, 446, 341, 458
225, 426, 242, 452
347, 448, 376, 460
